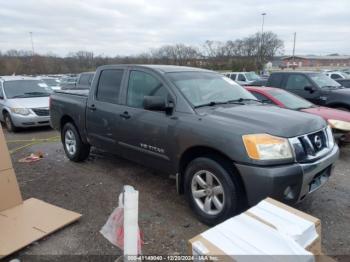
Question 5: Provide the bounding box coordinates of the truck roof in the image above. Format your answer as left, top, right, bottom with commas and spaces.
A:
99, 64, 211, 73
271, 71, 319, 75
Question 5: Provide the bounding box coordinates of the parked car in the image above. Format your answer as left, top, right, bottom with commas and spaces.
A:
75, 72, 95, 89
335, 79, 350, 88
0, 76, 51, 132
266, 71, 350, 110
246, 86, 350, 141
324, 71, 349, 80
223, 72, 261, 85
248, 79, 267, 87
41, 77, 61, 91
50, 65, 338, 225
60, 76, 78, 90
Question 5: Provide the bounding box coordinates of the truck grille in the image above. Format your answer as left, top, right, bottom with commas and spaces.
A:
290, 128, 331, 162
32, 108, 49, 116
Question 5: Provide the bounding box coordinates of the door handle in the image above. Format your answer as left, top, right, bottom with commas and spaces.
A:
88, 104, 96, 111
120, 111, 130, 119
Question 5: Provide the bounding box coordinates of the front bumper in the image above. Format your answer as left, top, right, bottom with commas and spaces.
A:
235, 144, 339, 206
11, 113, 50, 128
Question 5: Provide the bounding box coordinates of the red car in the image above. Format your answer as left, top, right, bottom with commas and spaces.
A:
246, 86, 350, 140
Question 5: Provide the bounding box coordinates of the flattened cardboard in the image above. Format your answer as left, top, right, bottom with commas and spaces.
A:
0, 168, 23, 211
0, 126, 13, 172
0, 125, 82, 259
0, 198, 82, 258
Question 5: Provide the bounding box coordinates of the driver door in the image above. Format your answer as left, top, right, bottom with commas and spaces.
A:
284, 74, 322, 105
117, 68, 177, 172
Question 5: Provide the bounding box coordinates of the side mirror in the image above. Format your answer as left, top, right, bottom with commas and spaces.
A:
143, 96, 173, 113
304, 86, 316, 93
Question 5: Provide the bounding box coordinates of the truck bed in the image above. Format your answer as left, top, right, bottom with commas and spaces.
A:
55, 89, 89, 96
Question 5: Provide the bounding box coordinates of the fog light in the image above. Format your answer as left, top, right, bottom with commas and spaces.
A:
284, 186, 296, 200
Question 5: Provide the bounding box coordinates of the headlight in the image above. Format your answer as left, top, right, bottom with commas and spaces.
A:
327, 119, 350, 131
326, 125, 335, 148
10, 108, 31, 116
242, 134, 293, 160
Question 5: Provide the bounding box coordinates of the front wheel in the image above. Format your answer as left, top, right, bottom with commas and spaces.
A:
184, 157, 244, 225
4, 112, 18, 132
62, 122, 90, 162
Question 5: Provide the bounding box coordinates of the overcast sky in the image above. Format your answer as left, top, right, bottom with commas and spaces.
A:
0, 0, 349, 57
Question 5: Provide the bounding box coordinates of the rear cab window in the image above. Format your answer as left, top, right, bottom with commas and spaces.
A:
96, 69, 124, 104
268, 73, 284, 88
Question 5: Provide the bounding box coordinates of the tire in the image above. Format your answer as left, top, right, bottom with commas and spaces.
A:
4, 112, 18, 132
62, 122, 90, 162
184, 157, 244, 225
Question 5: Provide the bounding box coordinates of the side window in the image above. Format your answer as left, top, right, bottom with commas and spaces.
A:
0, 84, 4, 99
285, 75, 312, 90
251, 92, 274, 104
238, 74, 246, 81
79, 74, 90, 85
127, 71, 168, 109
96, 69, 124, 104
230, 74, 236, 80
331, 74, 340, 79
268, 74, 283, 88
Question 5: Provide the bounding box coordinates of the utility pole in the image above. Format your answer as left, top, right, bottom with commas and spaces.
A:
29, 32, 35, 56
292, 32, 296, 68
260, 13, 266, 72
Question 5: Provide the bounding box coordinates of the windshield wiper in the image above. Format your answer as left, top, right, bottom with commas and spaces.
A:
11, 95, 29, 98
322, 85, 342, 89
194, 101, 230, 108
228, 98, 260, 103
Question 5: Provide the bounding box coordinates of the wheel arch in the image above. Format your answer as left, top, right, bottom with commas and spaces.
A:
177, 146, 246, 198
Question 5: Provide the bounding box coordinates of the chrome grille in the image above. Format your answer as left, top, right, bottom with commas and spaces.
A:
290, 128, 332, 162
32, 108, 49, 116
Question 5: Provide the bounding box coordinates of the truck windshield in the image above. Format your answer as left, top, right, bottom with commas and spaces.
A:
167, 72, 257, 107
42, 78, 60, 87
245, 72, 261, 81
309, 73, 341, 88
267, 89, 314, 110
4, 80, 51, 99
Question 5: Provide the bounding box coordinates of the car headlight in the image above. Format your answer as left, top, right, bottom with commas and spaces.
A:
242, 134, 293, 160
10, 108, 31, 116
326, 125, 335, 148
327, 119, 350, 131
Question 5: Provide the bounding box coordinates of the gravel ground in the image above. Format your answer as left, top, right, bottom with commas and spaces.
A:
2, 126, 349, 261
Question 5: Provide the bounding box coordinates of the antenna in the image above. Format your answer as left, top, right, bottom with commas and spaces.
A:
29, 32, 35, 56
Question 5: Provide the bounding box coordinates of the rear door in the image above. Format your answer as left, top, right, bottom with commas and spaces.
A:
86, 68, 126, 151
117, 67, 176, 172
283, 74, 322, 104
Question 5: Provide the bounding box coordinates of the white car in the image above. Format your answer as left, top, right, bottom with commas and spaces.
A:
0, 76, 52, 132
40, 77, 61, 91
324, 71, 349, 80
223, 72, 261, 85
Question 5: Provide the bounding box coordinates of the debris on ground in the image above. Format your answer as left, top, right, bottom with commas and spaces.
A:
18, 151, 44, 163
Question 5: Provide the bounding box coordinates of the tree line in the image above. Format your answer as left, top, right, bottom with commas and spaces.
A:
0, 31, 283, 75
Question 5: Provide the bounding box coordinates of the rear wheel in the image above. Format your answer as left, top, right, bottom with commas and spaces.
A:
4, 112, 18, 132
62, 122, 90, 162
184, 157, 244, 225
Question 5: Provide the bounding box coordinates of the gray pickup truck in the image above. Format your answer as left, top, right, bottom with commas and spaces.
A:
50, 65, 339, 225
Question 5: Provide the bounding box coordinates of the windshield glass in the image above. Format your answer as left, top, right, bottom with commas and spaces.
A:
310, 73, 341, 88
42, 78, 60, 86
167, 72, 257, 107
4, 80, 51, 98
245, 72, 261, 81
267, 89, 314, 110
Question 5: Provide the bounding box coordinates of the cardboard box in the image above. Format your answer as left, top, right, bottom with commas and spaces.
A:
0, 126, 13, 172
0, 126, 82, 259
189, 198, 322, 261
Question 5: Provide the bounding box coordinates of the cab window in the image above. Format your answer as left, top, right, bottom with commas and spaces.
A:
96, 69, 124, 104
285, 74, 312, 90
127, 71, 168, 109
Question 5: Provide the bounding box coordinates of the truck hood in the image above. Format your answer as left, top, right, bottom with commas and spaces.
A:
301, 106, 350, 122
327, 87, 350, 96
199, 104, 326, 138
7, 97, 49, 109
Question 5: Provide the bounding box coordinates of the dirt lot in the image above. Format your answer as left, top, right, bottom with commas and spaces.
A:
3, 126, 350, 260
